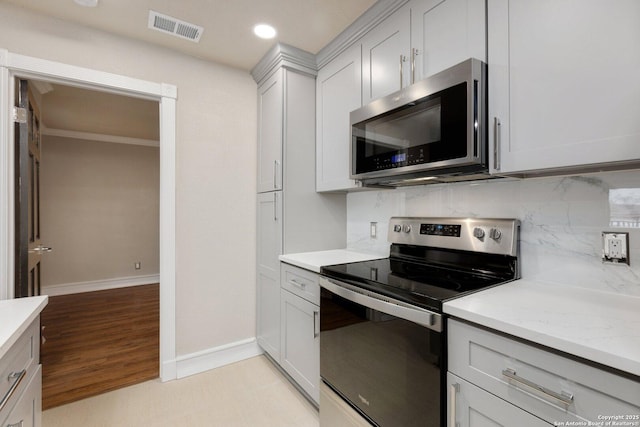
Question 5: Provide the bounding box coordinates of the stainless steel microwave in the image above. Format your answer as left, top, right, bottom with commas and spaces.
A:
350, 58, 488, 187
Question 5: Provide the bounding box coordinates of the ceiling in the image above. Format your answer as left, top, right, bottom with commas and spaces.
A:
5, 0, 376, 71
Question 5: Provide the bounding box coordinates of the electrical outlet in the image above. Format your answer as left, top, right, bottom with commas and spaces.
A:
135, 262, 141, 270
602, 232, 629, 265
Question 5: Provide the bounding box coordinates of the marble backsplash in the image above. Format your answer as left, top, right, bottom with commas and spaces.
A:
346, 170, 640, 296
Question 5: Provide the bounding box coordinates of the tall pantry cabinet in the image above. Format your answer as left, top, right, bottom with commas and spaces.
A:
252, 44, 346, 363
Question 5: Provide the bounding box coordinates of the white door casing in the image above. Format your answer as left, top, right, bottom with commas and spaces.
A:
0, 49, 178, 382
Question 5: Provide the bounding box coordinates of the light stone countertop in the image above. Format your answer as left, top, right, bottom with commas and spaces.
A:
444, 279, 640, 377
280, 248, 640, 377
0, 295, 48, 360
279, 249, 386, 273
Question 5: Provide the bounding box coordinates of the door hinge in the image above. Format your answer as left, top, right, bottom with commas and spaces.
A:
12, 106, 27, 124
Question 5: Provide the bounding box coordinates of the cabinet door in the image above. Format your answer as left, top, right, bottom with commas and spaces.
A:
361, 5, 411, 104
411, 0, 486, 81
280, 289, 320, 404
488, 0, 640, 174
448, 373, 549, 427
316, 44, 362, 192
256, 192, 283, 361
257, 69, 283, 193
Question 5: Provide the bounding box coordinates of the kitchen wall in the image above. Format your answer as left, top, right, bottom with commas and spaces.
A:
347, 169, 640, 297
0, 3, 258, 357
40, 136, 159, 290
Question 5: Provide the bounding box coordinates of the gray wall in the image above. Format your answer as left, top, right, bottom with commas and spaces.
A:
40, 137, 159, 287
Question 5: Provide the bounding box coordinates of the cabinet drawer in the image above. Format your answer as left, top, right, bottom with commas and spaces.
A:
0, 319, 39, 420
448, 319, 640, 424
281, 263, 320, 305
1, 365, 41, 427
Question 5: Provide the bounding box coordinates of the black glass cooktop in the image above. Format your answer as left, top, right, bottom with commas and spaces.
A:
321, 255, 515, 312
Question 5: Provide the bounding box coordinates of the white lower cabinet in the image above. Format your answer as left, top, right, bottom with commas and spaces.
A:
280, 263, 320, 404
256, 192, 283, 361
448, 319, 640, 426
448, 373, 548, 427
0, 318, 42, 427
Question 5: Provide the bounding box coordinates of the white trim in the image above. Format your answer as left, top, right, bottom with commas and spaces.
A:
42, 126, 159, 147
42, 274, 160, 297
0, 49, 9, 301
0, 49, 177, 381
175, 338, 264, 379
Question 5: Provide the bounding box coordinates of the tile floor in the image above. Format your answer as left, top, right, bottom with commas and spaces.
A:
43, 355, 319, 427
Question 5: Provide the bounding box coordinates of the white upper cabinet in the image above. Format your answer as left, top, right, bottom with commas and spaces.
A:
411, 0, 486, 81
361, 6, 411, 104
488, 0, 640, 175
257, 69, 283, 193
316, 44, 363, 192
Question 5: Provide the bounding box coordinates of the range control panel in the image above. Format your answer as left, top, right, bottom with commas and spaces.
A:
388, 217, 520, 257
420, 223, 461, 237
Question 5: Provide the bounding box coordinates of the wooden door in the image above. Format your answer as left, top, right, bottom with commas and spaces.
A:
15, 79, 49, 298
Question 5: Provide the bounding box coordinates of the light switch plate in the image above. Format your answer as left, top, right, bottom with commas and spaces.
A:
602, 232, 630, 265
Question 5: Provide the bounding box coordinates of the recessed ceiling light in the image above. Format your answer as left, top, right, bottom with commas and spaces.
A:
74, 0, 98, 7
253, 24, 277, 39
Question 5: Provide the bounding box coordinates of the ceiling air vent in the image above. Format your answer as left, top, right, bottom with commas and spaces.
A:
148, 10, 203, 43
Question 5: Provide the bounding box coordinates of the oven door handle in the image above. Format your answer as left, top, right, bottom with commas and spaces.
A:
320, 277, 442, 332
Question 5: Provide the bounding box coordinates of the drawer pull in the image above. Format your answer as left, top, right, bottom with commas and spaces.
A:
313, 310, 319, 338
289, 279, 306, 289
7, 421, 24, 427
450, 382, 460, 427
0, 369, 27, 412
502, 368, 574, 405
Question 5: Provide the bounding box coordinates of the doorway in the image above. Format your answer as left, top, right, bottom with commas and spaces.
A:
18, 79, 162, 407
0, 51, 178, 382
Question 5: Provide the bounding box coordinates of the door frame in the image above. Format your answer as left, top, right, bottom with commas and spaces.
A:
0, 49, 178, 382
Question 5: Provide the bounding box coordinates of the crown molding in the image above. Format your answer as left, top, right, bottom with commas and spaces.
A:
251, 43, 317, 84
315, 0, 409, 69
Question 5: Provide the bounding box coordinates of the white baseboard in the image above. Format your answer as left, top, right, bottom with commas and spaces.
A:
175, 338, 264, 379
42, 274, 160, 296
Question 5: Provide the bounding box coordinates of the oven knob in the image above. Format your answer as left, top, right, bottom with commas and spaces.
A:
402, 224, 412, 233
473, 227, 485, 239
489, 228, 502, 240
393, 224, 402, 233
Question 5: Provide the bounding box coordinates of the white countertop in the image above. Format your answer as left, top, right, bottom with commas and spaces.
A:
0, 295, 48, 360
279, 249, 386, 273
444, 279, 640, 377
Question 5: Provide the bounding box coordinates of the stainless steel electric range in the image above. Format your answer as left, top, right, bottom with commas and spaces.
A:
319, 217, 520, 427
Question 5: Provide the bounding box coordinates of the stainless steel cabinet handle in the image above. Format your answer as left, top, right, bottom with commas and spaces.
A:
273, 192, 278, 221
7, 421, 24, 427
0, 369, 27, 412
502, 369, 574, 405
399, 55, 407, 88
493, 117, 501, 171
273, 160, 279, 189
411, 48, 418, 84
450, 382, 459, 427
313, 310, 319, 338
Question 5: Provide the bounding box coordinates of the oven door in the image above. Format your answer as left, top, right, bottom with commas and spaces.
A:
319, 277, 444, 427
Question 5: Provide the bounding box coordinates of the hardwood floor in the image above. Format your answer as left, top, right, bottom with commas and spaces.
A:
40, 284, 159, 409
